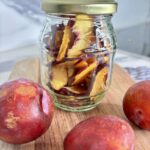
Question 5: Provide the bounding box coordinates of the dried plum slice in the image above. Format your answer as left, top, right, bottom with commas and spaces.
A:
90, 67, 108, 97
67, 15, 96, 58
56, 26, 72, 61
72, 61, 97, 85
50, 63, 68, 90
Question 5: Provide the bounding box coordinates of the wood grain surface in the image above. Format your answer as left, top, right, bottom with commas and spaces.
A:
0, 58, 150, 150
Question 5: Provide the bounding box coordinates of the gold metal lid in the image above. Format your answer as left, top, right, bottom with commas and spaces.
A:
41, 0, 117, 15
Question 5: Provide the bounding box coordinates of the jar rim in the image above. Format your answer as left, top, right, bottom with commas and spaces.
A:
41, 0, 117, 15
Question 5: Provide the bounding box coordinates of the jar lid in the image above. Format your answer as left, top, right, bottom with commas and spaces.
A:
41, 0, 117, 15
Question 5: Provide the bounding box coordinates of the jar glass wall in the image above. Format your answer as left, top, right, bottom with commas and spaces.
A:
40, 14, 116, 112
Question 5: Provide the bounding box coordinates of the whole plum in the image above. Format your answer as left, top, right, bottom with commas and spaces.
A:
0, 79, 54, 144
123, 80, 150, 130
64, 115, 134, 150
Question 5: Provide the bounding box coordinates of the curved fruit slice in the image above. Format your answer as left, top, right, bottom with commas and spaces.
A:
90, 67, 108, 97
63, 86, 86, 95
72, 61, 97, 85
67, 38, 89, 58
56, 26, 72, 61
50, 63, 68, 90
67, 15, 95, 58
75, 60, 88, 69
73, 15, 93, 34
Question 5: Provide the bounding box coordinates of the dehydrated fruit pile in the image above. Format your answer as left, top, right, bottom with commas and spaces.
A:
44, 15, 112, 99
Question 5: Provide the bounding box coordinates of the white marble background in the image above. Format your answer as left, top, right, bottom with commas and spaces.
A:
0, 0, 43, 52
1, 0, 150, 55
0, 0, 150, 84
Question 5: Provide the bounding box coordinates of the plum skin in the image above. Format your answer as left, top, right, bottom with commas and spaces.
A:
0, 79, 54, 144
123, 80, 150, 130
64, 116, 134, 150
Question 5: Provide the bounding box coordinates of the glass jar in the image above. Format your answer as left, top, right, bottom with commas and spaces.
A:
40, 0, 117, 112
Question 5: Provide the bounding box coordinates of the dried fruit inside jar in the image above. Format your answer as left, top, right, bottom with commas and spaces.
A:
43, 14, 113, 101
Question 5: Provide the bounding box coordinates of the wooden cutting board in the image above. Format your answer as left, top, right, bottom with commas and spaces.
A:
0, 58, 150, 150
